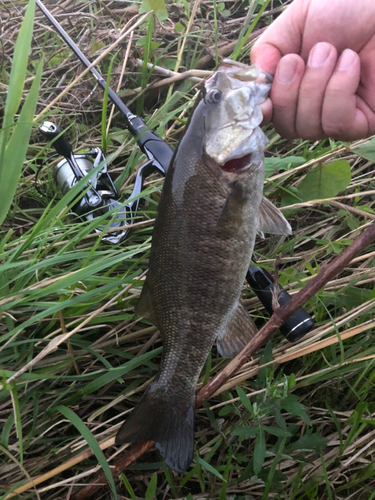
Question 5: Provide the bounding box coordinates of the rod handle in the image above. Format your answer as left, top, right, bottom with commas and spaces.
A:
247, 262, 314, 342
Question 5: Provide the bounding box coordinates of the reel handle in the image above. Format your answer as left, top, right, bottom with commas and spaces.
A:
39, 122, 73, 158
39, 121, 102, 208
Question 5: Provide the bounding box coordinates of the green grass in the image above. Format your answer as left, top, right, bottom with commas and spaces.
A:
0, 1, 375, 499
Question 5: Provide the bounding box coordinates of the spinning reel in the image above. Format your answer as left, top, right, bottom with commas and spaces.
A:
39, 121, 163, 244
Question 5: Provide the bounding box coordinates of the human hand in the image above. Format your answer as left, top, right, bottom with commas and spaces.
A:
250, 0, 375, 141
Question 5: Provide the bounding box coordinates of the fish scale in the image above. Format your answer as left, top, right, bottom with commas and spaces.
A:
116, 60, 291, 472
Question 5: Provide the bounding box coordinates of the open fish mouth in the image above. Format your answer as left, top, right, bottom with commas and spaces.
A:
220, 152, 254, 173
213, 121, 269, 172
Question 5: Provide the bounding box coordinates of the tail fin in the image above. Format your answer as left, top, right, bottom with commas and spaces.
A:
116, 385, 195, 473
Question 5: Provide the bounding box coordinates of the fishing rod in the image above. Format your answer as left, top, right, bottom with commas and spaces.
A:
36, 0, 173, 173
36, 0, 313, 341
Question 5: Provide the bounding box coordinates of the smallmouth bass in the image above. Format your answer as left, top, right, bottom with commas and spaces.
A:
116, 59, 291, 472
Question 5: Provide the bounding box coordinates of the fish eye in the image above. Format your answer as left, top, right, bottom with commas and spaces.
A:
207, 90, 222, 104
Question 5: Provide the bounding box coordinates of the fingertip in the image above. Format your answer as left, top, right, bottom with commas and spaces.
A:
271, 54, 305, 138
275, 53, 304, 85
321, 50, 367, 140
335, 48, 359, 73
259, 98, 272, 125
295, 43, 338, 139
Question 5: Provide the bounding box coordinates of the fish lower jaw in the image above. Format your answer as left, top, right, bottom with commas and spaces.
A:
219, 153, 255, 173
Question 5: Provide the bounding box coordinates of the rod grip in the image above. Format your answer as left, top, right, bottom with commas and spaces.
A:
246, 263, 314, 342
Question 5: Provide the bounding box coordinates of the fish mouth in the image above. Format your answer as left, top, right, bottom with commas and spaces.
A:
220, 153, 253, 173
215, 124, 264, 171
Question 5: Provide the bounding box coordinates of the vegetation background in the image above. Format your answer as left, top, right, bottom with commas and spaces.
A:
1, 0, 375, 499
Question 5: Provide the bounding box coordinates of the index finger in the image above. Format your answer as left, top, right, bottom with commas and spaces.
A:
250, 0, 311, 74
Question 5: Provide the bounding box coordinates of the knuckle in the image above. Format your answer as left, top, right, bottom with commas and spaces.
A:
322, 120, 348, 138
274, 122, 298, 140
296, 122, 326, 141
298, 81, 322, 101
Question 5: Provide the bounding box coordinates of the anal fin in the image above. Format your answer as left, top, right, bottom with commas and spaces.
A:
135, 277, 157, 325
217, 302, 258, 358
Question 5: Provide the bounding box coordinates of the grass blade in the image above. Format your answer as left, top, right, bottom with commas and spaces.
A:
8, 383, 23, 465
145, 472, 158, 500
0, 0, 35, 151
56, 405, 117, 498
0, 59, 43, 226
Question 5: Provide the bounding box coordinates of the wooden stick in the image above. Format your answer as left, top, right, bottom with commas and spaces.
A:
71, 441, 154, 500
69, 221, 375, 499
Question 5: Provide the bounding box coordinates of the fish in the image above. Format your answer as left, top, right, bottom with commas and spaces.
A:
116, 59, 291, 472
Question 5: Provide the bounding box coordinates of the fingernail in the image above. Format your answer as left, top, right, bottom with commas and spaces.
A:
308, 42, 332, 68
337, 49, 356, 71
277, 58, 298, 84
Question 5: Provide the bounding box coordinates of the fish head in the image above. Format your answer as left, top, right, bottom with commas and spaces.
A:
202, 59, 272, 171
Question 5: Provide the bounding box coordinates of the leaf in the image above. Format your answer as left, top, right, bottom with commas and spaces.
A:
253, 426, 266, 475
356, 205, 375, 215
231, 0, 271, 60
218, 406, 234, 416
275, 409, 287, 432
353, 137, 375, 162
236, 386, 252, 413
281, 395, 311, 425
286, 433, 328, 453
48, 50, 70, 67
174, 22, 185, 33
136, 37, 162, 50
120, 473, 137, 500
258, 339, 273, 386
232, 426, 258, 439
196, 456, 225, 480
262, 425, 292, 438
264, 156, 305, 179
280, 186, 302, 213
297, 160, 351, 201
220, 9, 231, 17
56, 406, 117, 498
145, 472, 158, 500
90, 41, 105, 54
140, 0, 168, 21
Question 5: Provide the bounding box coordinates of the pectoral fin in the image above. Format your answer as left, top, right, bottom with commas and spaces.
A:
216, 181, 246, 231
134, 277, 157, 325
217, 302, 258, 358
258, 196, 292, 236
